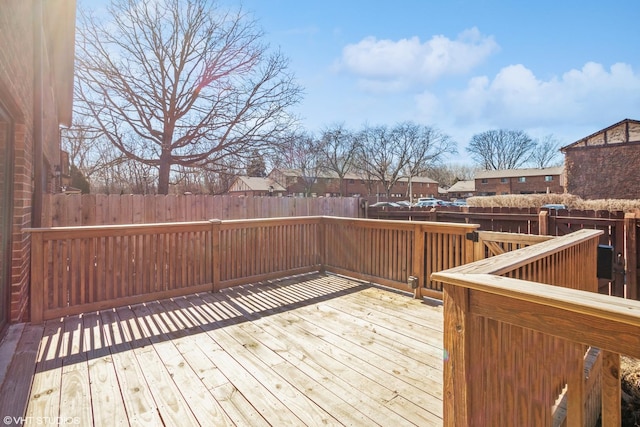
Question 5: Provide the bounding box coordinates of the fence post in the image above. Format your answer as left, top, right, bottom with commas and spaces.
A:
442, 283, 471, 426
209, 219, 221, 292
30, 232, 44, 324
625, 213, 638, 300
412, 223, 425, 299
318, 217, 326, 274
538, 210, 548, 235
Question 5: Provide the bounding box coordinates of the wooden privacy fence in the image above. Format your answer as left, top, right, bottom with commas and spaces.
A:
432, 229, 620, 426
42, 193, 363, 226
27, 216, 546, 322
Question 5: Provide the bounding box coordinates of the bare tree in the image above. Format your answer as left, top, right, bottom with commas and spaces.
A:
394, 122, 457, 202
353, 122, 456, 200
172, 161, 236, 194
320, 124, 360, 196
426, 163, 479, 188
275, 132, 326, 196
466, 129, 536, 170
75, 0, 301, 194
530, 134, 563, 168
354, 125, 409, 200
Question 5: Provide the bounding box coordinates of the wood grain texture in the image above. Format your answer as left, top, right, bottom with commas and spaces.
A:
8, 273, 444, 426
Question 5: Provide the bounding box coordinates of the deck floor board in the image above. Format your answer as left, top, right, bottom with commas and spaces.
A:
3, 273, 444, 426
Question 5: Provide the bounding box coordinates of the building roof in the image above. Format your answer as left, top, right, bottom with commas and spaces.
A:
447, 180, 475, 193
401, 176, 438, 184
270, 168, 437, 183
561, 118, 640, 151
475, 166, 564, 180
230, 176, 286, 192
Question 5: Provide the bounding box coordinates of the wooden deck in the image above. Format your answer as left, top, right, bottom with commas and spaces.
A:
0, 273, 444, 426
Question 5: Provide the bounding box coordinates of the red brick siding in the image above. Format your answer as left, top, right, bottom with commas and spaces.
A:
565, 142, 640, 200
476, 175, 563, 196
282, 177, 438, 199
0, 0, 64, 322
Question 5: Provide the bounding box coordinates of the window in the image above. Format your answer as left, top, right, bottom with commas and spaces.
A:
500, 178, 508, 183
544, 175, 553, 182
481, 179, 488, 184
518, 177, 526, 183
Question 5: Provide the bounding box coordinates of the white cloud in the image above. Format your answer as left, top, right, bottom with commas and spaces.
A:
446, 62, 640, 129
338, 27, 499, 91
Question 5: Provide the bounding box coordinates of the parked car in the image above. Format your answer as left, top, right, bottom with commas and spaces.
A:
396, 200, 412, 207
416, 197, 437, 203
541, 204, 567, 210
415, 200, 444, 208
369, 201, 402, 208
452, 200, 468, 207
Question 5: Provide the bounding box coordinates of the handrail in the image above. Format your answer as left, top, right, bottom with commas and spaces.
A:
433, 228, 615, 426
433, 272, 640, 340
447, 228, 601, 275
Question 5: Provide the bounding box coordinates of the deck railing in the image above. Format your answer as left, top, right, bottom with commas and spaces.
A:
432, 229, 622, 426
27, 217, 474, 322
322, 217, 481, 298
29, 216, 522, 322
29, 221, 216, 323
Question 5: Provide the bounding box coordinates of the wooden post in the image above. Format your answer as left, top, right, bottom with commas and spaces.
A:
538, 210, 548, 236
566, 344, 585, 427
412, 223, 425, 299
442, 283, 471, 426
625, 213, 638, 300
318, 217, 326, 274
601, 351, 621, 427
209, 219, 221, 292
473, 233, 484, 262
30, 231, 44, 324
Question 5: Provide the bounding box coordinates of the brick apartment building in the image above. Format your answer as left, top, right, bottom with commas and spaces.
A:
263, 168, 439, 200
475, 166, 564, 196
561, 119, 640, 200
0, 1, 76, 331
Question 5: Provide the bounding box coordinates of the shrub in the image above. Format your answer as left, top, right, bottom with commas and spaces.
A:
467, 194, 640, 213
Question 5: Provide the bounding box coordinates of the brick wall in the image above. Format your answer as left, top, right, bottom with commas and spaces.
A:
283, 176, 438, 199
476, 175, 563, 196
1, 1, 34, 323
0, 0, 65, 322
565, 142, 640, 199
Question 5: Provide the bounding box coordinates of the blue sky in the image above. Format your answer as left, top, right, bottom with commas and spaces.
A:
85, 0, 640, 162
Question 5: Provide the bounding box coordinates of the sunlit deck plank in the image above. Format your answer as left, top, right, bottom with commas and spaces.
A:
59, 315, 93, 425
4, 273, 444, 426
99, 308, 163, 426
114, 305, 200, 427
82, 312, 129, 426
25, 320, 64, 422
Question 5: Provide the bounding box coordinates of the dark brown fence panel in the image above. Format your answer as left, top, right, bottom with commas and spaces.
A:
368, 205, 639, 300
548, 209, 626, 296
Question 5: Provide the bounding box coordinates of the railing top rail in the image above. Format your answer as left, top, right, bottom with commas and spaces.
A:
322, 215, 480, 232
26, 215, 482, 235
477, 230, 554, 244
446, 228, 603, 275
433, 271, 640, 333
24, 220, 215, 237
219, 216, 324, 227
